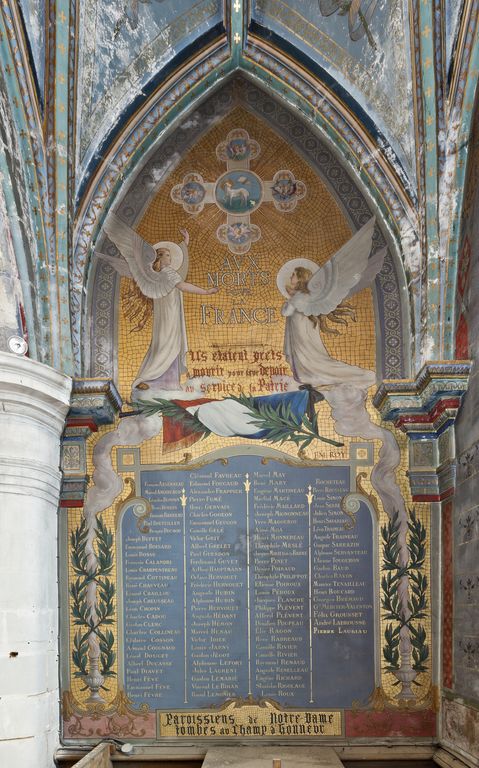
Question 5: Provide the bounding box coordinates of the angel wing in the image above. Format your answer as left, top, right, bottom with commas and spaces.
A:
289, 217, 377, 317
102, 212, 182, 299
344, 245, 387, 300
95, 251, 132, 277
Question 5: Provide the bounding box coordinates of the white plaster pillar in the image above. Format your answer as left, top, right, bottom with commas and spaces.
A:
0, 352, 72, 768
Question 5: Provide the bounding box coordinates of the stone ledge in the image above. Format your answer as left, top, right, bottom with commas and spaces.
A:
0, 457, 62, 501
0, 351, 72, 407
434, 746, 478, 768
55, 744, 437, 766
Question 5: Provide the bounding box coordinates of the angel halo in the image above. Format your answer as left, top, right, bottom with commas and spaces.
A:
276, 258, 318, 298
151, 240, 184, 270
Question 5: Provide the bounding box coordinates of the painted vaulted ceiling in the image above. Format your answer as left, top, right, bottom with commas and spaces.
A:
1, 0, 479, 375
252, 1, 415, 184
78, 0, 417, 197
445, 0, 464, 72
10, 0, 468, 203
76, 0, 223, 184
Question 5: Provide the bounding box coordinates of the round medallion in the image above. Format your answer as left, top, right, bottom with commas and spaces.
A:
180, 181, 205, 206
8, 335, 28, 356
214, 170, 263, 214
226, 223, 253, 245
225, 137, 251, 161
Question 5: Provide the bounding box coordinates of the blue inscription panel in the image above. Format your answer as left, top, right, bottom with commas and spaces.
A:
120, 456, 375, 709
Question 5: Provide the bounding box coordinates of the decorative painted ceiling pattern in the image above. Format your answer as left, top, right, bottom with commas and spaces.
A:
76, 0, 222, 186
251, 0, 416, 184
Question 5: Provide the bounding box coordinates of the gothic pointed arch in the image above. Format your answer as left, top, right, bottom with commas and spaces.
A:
80, 76, 411, 388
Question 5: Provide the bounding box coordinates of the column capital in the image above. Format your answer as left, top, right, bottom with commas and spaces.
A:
0, 351, 72, 432
61, 378, 122, 507
373, 361, 471, 435
373, 361, 471, 502
0, 353, 71, 506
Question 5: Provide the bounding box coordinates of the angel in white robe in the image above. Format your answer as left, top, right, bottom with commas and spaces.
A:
277, 217, 386, 390
101, 212, 218, 392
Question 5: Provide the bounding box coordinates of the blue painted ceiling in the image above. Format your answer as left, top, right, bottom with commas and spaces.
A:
76, 0, 223, 182
252, 0, 416, 183
445, 0, 463, 75
12, 1, 469, 203
17, 0, 45, 105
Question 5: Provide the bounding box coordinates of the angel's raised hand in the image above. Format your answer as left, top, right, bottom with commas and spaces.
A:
179, 228, 190, 245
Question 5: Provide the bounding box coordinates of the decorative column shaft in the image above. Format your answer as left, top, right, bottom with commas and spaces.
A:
374, 362, 470, 699
0, 352, 71, 768
60, 379, 122, 704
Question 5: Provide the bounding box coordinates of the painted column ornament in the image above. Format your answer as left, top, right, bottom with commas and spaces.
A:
61, 379, 122, 703
374, 362, 471, 502
61, 379, 122, 507
373, 362, 470, 696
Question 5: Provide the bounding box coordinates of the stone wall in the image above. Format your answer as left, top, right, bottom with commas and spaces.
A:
443, 96, 479, 764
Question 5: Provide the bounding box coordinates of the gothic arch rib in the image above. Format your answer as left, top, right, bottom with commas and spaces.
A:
0, 2, 52, 363
441, 0, 479, 358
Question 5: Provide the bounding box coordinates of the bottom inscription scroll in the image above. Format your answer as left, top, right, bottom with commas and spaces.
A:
158, 702, 343, 738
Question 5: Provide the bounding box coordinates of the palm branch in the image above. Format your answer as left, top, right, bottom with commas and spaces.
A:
229, 392, 344, 449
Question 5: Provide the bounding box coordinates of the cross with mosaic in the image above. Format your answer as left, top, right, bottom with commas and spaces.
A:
171, 129, 306, 254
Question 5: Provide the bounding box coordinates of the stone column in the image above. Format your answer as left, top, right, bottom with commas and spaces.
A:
0, 352, 71, 767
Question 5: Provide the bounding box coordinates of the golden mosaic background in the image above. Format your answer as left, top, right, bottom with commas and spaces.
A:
118, 107, 375, 407
66, 108, 432, 713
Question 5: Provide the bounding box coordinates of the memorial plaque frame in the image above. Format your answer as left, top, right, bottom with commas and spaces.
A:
60, 109, 435, 746
112, 444, 380, 742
